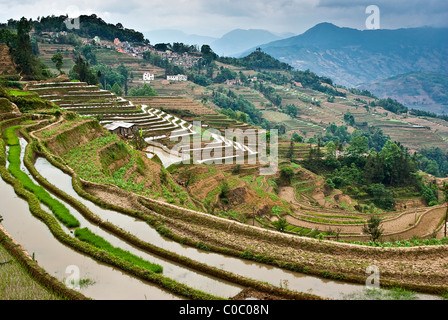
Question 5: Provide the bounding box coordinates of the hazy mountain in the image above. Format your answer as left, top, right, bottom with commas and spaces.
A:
210, 29, 284, 57
357, 71, 448, 114
144, 29, 217, 46
246, 23, 448, 88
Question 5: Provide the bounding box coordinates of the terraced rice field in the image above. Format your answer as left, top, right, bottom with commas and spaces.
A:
37, 43, 76, 74
262, 110, 325, 138
127, 96, 217, 115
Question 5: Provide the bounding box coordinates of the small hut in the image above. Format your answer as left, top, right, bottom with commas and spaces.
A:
104, 121, 136, 138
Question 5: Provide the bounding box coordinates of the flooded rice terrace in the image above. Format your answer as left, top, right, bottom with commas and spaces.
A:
0, 138, 441, 300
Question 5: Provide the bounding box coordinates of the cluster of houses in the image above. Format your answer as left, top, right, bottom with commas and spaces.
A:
113, 38, 151, 57
154, 50, 201, 68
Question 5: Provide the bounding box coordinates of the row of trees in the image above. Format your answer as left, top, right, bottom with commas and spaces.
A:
370, 97, 408, 114
31, 14, 146, 43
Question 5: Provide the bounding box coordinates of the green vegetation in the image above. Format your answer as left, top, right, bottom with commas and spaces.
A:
70, 55, 98, 85
212, 86, 263, 126
8, 14, 146, 43
341, 237, 448, 248
301, 136, 423, 211
0, 18, 52, 79
51, 52, 64, 74
416, 147, 448, 178
4, 126, 80, 228
63, 134, 144, 193
218, 181, 230, 204
74, 228, 163, 273
344, 287, 418, 300
362, 216, 384, 242
128, 84, 158, 97
0, 244, 62, 300
218, 49, 292, 71
370, 97, 408, 114
272, 216, 288, 232
253, 81, 282, 107
4, 89, 34, 96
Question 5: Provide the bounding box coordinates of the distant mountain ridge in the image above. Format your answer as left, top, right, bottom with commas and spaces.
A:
357, 71, 448, 114
145, 28, 292, 58
245, 23, 448, 88
210, 29, 284, 57
144, 29, 217, 46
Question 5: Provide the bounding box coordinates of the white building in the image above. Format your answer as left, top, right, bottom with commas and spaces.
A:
167, 74, 188, 82
143, 73, 155, 81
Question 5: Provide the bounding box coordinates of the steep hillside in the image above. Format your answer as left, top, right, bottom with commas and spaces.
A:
0, 44, 18, 77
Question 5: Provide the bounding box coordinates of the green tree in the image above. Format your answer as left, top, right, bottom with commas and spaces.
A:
280, 167, 294, 185
219, 181, 230, 204
142, 51, 151, 61
15, 17, 34, 75
132, 127, 146, 151
346, 131, 369, 157
442, 183, 448, 237
111, 82, 123, 96
51, 52, 64, 74
326, 141, 336, 158
292, 132, 303, 143
379, 141, 416, 186
116, 63, 129, 95
285, 104, 298, 118
286, 139, 295, 161
344, 111, 355, 126
72, 55, 98, 85
272, 216, 288, 232
128, 84, 158, 96
368, 183, 395, 210
363, 216, 384, 242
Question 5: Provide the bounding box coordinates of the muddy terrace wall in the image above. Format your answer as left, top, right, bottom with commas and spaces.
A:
85, 183, 446, 295
137, 195, 448, 257
44, 120, 104, 156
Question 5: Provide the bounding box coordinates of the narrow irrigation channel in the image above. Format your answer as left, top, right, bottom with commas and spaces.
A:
33, 154, 442, 300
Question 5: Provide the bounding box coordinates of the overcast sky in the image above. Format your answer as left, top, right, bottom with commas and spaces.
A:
1, 0, 447, 37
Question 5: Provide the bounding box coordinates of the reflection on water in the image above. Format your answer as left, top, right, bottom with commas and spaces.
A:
33, 155, 443, 301
0, 173, 179, 300
34, 157, 371, 300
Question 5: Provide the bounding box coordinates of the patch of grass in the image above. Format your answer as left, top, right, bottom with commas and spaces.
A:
0, 244, 62, 300
5, 89, 35, 96
344, 287, 418, 300
340, 237, 448, 248
3, 126, 20, 146
74, 228, 163, 274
